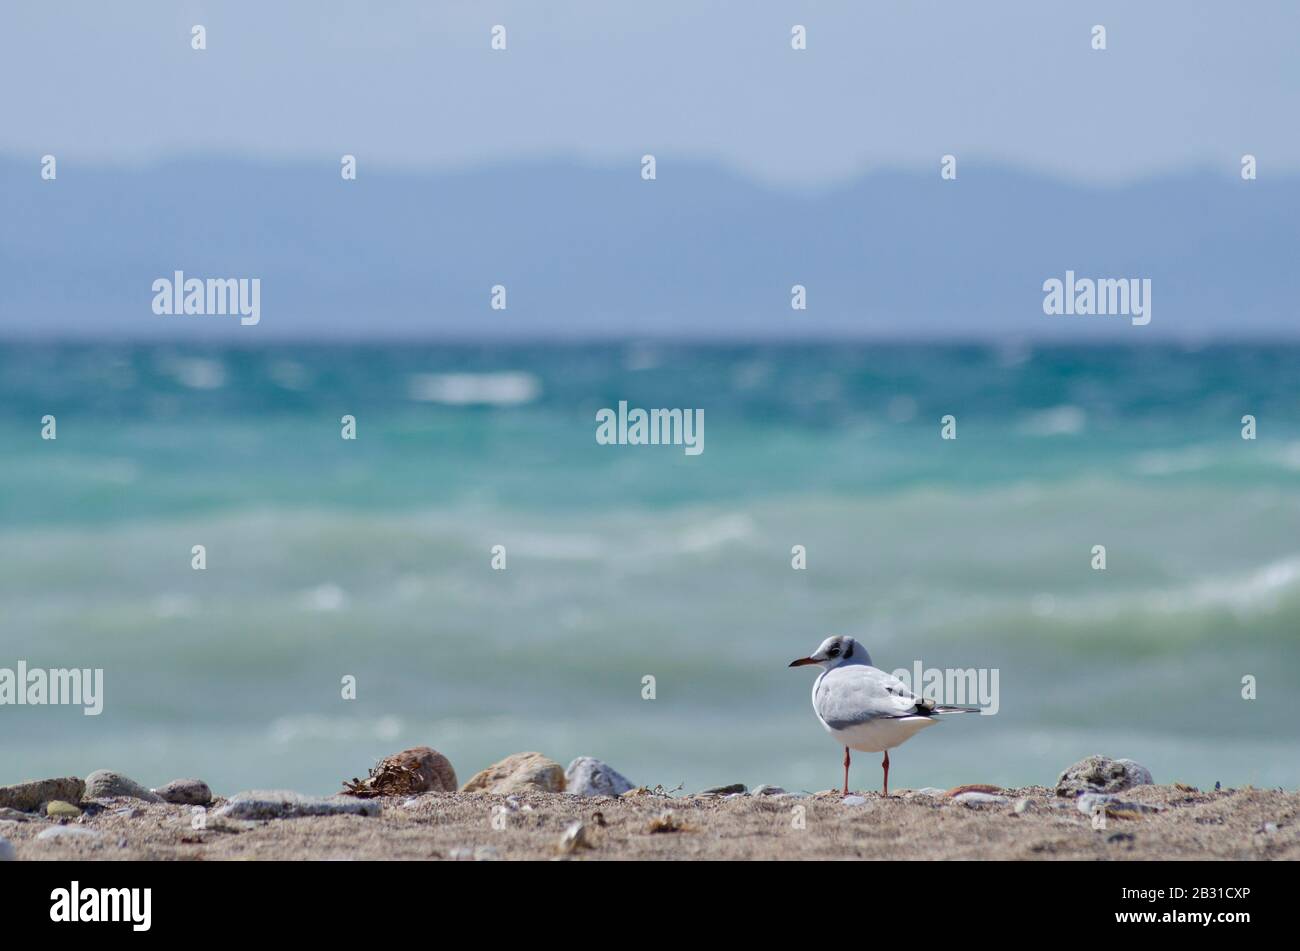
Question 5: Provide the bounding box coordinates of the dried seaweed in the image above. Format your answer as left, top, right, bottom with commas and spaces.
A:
645, 810, 691, 834
342, 756, 426, 799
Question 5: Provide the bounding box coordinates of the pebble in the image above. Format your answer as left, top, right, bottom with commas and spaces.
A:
0, 837, 14, 861
751, 785, 788, 796
1013, 797, 1033, 814
215, 790, 383, 820
153, 778, 212, 806
36, 826, 103, 842
953, 792, 1011, 806
557, 821, 592, 854
699, 784, 747, 796
913, 787, 947, 798
645, 810, 686, 833
1076, 792, 1162, 819
0, 808, 32, 822
449, 846, 499, 861
1056, 755, 1154, 796
46, 800, 81, 819
946, 784, 1006, 798
0, 777, 85, 813
842, 795, 868, 806
461, 752, 565, 794
83, 769, 163, 803
1075, 793, 1113, 816
564, 757, 635, 797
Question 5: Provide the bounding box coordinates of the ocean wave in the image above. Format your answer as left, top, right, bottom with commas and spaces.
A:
1133, 445, 1217, 476
156, 355, 227, 390
1172, 556, 1300, 614
406, 371, 541, 406
676, 513, 757, 553
296, 583, 350, 612
267, 715, 404, 745
1018, 405, 1085, 436
994, 554, 1300, 632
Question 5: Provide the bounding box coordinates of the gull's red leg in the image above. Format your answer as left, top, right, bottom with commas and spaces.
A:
881, 750, 890, 797
842, 747, 851, 796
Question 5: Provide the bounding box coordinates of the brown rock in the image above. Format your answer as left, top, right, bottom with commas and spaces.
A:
153, 778, 213, 806
0, 777, 85, 813
461, 752, 565, 794
343, 747, 457, 797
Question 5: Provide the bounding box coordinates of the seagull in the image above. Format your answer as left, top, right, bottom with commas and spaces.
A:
789, 635, 980, 797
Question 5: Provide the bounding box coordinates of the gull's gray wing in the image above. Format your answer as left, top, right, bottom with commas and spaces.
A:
814, 665, 930, 730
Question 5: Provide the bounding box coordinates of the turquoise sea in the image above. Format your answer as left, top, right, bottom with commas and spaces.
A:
1, 342, 1298, 794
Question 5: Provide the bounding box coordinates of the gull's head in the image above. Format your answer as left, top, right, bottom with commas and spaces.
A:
788, 635, 870, 671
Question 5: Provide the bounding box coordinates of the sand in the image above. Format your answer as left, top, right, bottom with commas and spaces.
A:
4, 783, 1297, 860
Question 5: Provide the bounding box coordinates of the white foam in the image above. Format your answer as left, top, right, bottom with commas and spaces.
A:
406, 371, 540, 406
1019, 405, 1085, 436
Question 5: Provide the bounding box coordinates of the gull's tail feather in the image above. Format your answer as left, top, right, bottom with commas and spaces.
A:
915, 699, 984, 716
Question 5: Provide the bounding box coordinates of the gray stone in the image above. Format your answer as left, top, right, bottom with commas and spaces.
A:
1076, 792, 1162, 819
0, 777, 85, 812
913, 787, 947, 798
1013, 797, 1033, 814
557, 821, 593, 854
1116, 759, 1154, 785
699, 783, 747, 796
36, 826, 103, 842
153, 778, 212, 806
564, 757, 635, 797
83, 769, 163, 803
1056, 755, 1154, 796
842, 795, 869, 806
0, 808, 32, 822
751, 784, 788, 796
215, 790, 382, 820
0, 837, 14, 861
953, 791, 1011, 806
449, 845, 499, 861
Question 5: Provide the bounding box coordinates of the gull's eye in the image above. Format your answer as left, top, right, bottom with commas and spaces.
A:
827, 646, 840, 657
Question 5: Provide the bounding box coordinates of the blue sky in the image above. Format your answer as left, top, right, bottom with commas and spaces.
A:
2, 0, 1298, 186
2, 2, 1297, 340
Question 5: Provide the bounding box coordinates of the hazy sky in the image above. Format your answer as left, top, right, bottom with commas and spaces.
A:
3, 0, 1298, 186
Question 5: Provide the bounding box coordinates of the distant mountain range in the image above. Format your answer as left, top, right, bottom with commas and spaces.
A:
1, 157, 1294, 339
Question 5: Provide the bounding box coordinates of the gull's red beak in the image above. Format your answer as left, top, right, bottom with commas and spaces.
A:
788, 656, 817, 667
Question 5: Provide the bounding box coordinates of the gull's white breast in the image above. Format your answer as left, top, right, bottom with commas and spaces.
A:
821, 714, 938, 753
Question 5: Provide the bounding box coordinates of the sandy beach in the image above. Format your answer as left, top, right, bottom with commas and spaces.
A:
4, 782, 1296, 862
